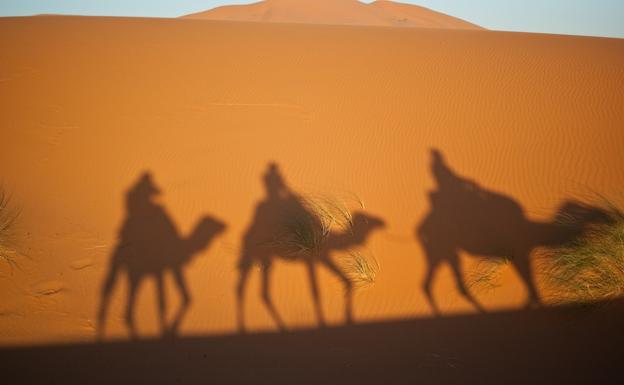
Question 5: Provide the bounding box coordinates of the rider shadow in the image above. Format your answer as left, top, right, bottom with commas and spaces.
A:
416, 149, 610, 314
97, 171, 227, 339
236, 162, 385, 332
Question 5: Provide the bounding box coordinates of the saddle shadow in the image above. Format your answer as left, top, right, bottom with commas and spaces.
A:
416, 149, 610, 314
236, 162, 385, 332
97, 171, 227, 339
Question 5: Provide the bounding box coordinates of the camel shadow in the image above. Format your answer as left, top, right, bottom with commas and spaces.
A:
97, 171, 227, 339
416, 149, 610, 314
236, 162, 385, 332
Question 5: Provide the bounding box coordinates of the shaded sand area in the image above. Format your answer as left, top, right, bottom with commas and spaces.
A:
0, 15, 623, 349
2, 300, 624, 384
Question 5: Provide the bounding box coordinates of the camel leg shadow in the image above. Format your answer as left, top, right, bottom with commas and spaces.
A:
261, 262, 287, 331
319, 257, 353, 325
306, 261, 326, 327
448, 252, 486, 313
510, 251, 542, 309
155, 274, 167, 335
421, 244, 485, 315
236, 263, 251, 333
97, 258, 119, 340
422, 259, 441, 316
124, 274, 140, 340
165, 268, 191, 337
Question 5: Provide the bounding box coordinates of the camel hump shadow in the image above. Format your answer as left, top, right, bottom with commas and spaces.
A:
97, 171, 226, 339
417, 149, 610, 314
236, 163, 385, 332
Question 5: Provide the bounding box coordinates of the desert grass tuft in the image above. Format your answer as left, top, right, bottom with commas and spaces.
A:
268, 192, 380, 287
270, 193, 362, 257
0, 189, 20, 273
303, 193, 363, 234
466, 257, 510, 294
542, 200, 624, 304
274, 211, 326, 256
341, 251, 380, 288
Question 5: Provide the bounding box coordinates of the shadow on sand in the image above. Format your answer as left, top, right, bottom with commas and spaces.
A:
417, 149, 610, 314
2, 300, 623, 385
237, 163, 385, 332
97, 172, 226, 339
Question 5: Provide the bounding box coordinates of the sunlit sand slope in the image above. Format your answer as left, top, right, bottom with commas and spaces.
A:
182, 0, 483, 29
0, 16, 622, 345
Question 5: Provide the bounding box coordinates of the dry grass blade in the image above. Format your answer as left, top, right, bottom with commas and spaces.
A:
341, 251, 380, 288
543, 200, 624, 304
466, 257, 509, 293
0, 189, 21, 273
303, 193, 361, 234
273, 213, 325, 256
266, 191, 380, 288
269, 192, 362, 257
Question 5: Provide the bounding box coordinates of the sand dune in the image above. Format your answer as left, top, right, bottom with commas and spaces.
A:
182, 0, 483, 29
0, 15, 623, 345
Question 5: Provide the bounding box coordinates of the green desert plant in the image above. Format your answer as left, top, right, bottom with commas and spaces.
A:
0, 189, 20, 273
542, 200, 624, 304
341, 251, 380, 288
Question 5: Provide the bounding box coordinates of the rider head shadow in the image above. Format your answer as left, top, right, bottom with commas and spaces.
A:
97, 171, 226, 339
416, 149, 610, 315
236, 162, 385, 332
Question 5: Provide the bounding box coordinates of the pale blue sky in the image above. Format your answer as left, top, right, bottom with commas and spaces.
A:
0, 0, 622, 39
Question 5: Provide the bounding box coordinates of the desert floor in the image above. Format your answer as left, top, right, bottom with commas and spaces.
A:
0, 14, 623, 383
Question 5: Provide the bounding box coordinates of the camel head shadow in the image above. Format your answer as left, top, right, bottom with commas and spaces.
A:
186, 216, 227, 257
97, 171, 227, 340
416, 149, 609, 315
325, 211, 386, 251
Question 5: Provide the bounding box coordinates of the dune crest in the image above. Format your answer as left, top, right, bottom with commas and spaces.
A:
181, 0, 483, 29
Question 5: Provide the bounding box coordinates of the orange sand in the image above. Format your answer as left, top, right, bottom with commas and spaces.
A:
0, 15, 623, 346
182, 0, 483, 29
